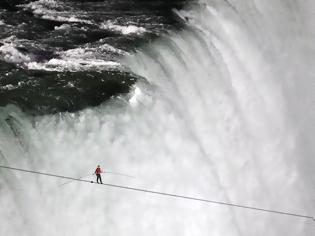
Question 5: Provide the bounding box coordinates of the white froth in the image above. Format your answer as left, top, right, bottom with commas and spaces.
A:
27, 58, 120, 72
41, 14, 93, 24
129, 86, 143, 107
0, 36, 123, 72
54, 24, 71, 30
98, 43, 129, 55
0, 84, 16, 91
101, 21, 147, 35
22, 0, 93, 24
0, 43, 31, 64
27, 46, 122, 71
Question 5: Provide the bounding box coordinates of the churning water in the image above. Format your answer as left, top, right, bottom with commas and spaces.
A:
1, 0, 315, 235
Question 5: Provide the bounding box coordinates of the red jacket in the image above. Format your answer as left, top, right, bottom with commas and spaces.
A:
95, 167, 102, 174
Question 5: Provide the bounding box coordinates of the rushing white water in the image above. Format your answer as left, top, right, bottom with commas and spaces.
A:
1, 0, 315, 235
0, 37, 124, 72
100, 21, 147, 35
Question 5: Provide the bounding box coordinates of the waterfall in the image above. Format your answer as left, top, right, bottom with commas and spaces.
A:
1, 0, 315, 235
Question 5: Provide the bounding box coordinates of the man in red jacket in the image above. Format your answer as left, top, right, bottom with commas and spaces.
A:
95, 165, 103, 184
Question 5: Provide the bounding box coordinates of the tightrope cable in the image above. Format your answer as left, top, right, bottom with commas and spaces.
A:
103, 171, 136, 178
59, 171, 135, 187
0, 165, 314, 221
60, 172, 135, 187
59, 173, 93, 186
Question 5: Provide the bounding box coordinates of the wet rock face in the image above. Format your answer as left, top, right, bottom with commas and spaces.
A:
0, 0, 189, 115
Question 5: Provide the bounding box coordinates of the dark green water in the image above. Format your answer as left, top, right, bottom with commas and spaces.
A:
0, 0, 188, 114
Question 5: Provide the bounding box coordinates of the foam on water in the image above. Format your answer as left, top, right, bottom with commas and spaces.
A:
0, 84, 16, 91
26, 45, 124, 71
101, 20, 147, 35
0, 36, 124, 72
27, 58, 120, 72
1, 0, 315, 235
0, 42, 32, 65
21, 0, 93, 24
54, 23, 71, 31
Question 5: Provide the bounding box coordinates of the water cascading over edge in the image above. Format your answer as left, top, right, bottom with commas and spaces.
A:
1, 0, 315, 235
